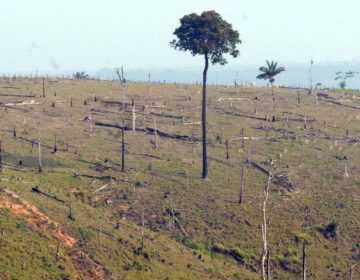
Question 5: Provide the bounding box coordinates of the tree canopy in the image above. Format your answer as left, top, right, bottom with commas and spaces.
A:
170, 10, 241, 65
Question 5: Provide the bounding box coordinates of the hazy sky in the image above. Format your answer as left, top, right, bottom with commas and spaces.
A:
1, 0, 360, 72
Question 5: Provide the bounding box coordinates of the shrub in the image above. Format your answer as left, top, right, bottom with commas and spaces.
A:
320, 221, 337, 239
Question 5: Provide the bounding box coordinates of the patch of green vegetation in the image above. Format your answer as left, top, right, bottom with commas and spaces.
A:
0, 78, 359, 279
212, 243, 252, 263
293, 231, 311, 244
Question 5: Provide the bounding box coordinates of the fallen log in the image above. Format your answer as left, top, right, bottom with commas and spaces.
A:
73, 173, 132, 183
145, 127, 200, 141
246, 158, 269, 176
91, 183, 110, 195
323, 99, 360, 110
0, 93, 35, 97
150, 112, 188, 120
217, 110, 267, 121
0, 86, 21, 90
94, 122, 201, 141
216, 97, 253, 101
230, 136, 264, 142
100, 100, 145, 110
245, 158, 294, 191
4, 100, 40, 106
255, 125, 297, 135
31, 186, 66, 203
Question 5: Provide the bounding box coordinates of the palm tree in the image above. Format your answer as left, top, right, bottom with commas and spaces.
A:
335, 71, 357, 94
73, 71, 89, 80
315, 82, 322, 89
256, 60, 285, 95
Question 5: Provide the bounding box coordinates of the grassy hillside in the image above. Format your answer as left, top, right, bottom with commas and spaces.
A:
0, 77, 359, 279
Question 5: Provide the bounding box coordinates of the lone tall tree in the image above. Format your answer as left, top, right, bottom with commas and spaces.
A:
171, 11, 241, 179
256, 60, 285, 95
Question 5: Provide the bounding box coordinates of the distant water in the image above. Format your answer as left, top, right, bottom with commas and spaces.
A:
92, 64, 360, 89
6, 62, 360, 89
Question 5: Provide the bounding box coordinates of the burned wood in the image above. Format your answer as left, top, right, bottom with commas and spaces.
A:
73, 173, 132, 184
90, 108, 120, 115
255, 125, 297, 136
245, 158, 294, 191
95, 122, 200, 141
277, 116, 315, 123
246, 158, 269, 176
3, 100, 40, 106
150, 112, 188, 120
273, 173, 294, 192
94, 122, 142, 131
230, 136, 264, 142
0, 93, 35, 97
31, 186, 66, 203
0, 104, 29, 112
323, 99, 360, 110
100, 100, 145, 110
217, 110, 267, 121
0, 86, 21, 89
145, 127, 199, 141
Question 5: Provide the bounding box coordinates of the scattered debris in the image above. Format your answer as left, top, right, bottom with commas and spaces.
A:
4, 100, 40, 106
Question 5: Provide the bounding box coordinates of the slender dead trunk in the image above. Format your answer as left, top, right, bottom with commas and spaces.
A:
53, 136, 57, 153
261, 173, 272, 280
241, 128, 245, 149
153, 117, 159, 149
266, 249, 270, 280
0, 141, 2, 173
42, 77, 45, 98
350, 264, 356, 280
225, 140, 229, 160
302, 242, 306, 280
132, 98, 136, 133
56, 242, 60, 262
116, 67, 126, 172
38, 138, 42, 173
121, 118, 125, 172
202, 53, 209, 179
141, 211, 145, 250
148, 73, 151, 97
239, 165, 244, 204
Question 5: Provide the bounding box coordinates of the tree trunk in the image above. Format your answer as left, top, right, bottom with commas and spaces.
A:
225, 140, 229, 160
266, 249, 270, 280
153, 116, 159, 149
53, 136, 57, 153
116, 67, 126, 173
0, 141, 2, 173
350, 264, 356, 280
202, 53, 209, 179
38, 138, 42, 173
302, 242, 306, 280
132, 98, 136, 133
42, 77, 45, 98
121, 120, 125, 172
261, 173, 272, 280
239, 165, 244, 204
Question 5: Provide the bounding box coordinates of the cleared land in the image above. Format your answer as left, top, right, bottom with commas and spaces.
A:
0, 77, 359, 279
